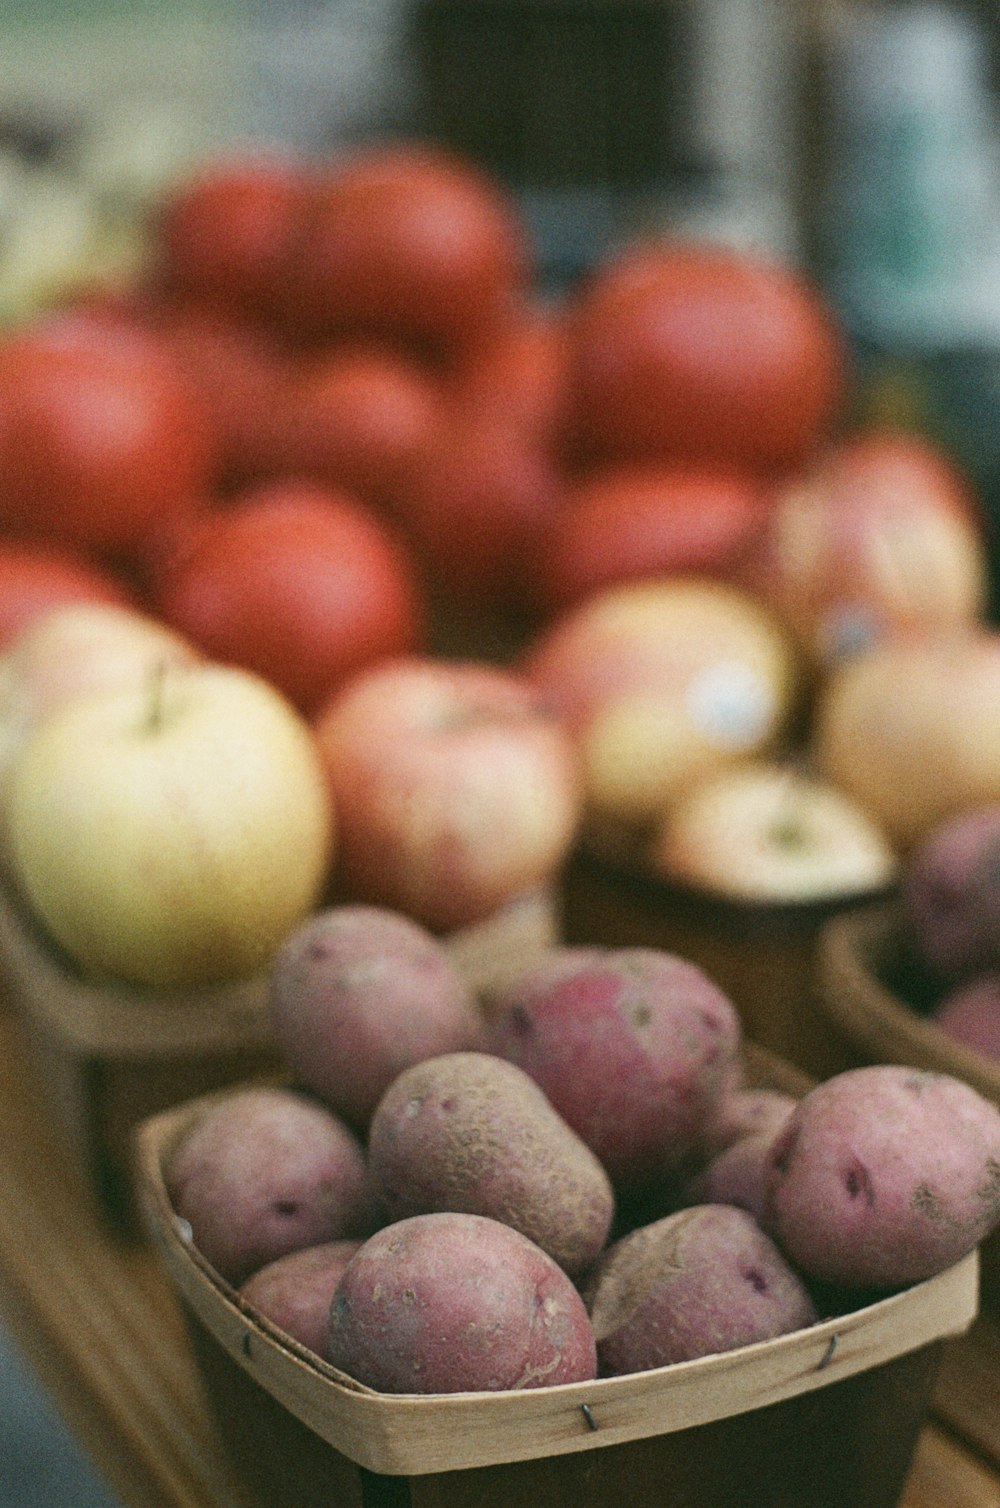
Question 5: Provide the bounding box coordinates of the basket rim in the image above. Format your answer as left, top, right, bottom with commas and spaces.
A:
816, 898, 1000, 1104
133, 1069, 980, 1478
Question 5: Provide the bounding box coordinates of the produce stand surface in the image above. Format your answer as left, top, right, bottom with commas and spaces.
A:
0, 1005, 999, 1507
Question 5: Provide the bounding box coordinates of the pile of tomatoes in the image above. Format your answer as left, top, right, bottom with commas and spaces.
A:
0, 137, 858, 713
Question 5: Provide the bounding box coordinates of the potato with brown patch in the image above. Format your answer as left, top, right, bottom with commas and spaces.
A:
764, 1065, 1000, 1287
586, 1204, 816, 1375
367, 1050, 614, 1274
327, 1212, 598, 1393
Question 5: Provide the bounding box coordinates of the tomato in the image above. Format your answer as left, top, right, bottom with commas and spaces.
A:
535, 464, 769, 615
0, 313, 216, 554
0, 538, 135, 650
450, 301, 570, 440
264, 342, 444, 512
150, 300, 293, 488
154, 148, 313, 318
155, 480, 426, 713
563, 239, 849, 475
395, 414, 565, 607
286, 142, 533, 354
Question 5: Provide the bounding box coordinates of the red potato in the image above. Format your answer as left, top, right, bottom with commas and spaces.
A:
239, 1240, 363, 1356
269, 905, 485, 1128
367, 1051, 615, 1276
485, 946, 742, 1188
165, 1086, 375, 1286
764, 1065, 1000, 1287
682, 1134, 777, 1224
327, 1212, 598, 1393
903, 805, 1000, 982
586, 1204, 816, 1375
701, 1087, 798, 1158
934, 975, 1000, 1060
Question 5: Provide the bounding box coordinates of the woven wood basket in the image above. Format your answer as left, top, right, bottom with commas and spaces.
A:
133, 1044, 978, 1508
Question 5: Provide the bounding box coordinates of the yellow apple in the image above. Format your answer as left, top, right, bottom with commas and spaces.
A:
651, 762, 898, 903
7, 661, 335, 987
0, 601, 197, 815
524, 577, 801, 834
814, 629, 1000, 849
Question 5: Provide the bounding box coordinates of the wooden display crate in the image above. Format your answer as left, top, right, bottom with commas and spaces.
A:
132, 1047, 979, 1508
0, 875, 558, 1235
561, 835, 894, 1081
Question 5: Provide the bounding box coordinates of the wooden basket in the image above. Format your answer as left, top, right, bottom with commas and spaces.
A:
132, 1047, 978, 1508
0, 877, 559, 1235
561, 835, 894, 1081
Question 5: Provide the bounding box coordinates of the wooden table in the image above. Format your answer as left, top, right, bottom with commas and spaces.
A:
1, 1005, 999, 1508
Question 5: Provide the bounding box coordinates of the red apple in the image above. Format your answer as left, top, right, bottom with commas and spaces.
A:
524, 578, 801, 836
814, 629, 1000, 849
313, 656, 582, 932
741, 430, 988, 665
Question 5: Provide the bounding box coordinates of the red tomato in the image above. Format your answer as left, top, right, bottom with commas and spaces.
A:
286, 142, 533, 354
451, 301, 570, 439
264, 342, 444, 512
154, 148, 313, 317
535, 464, 769, 615
155, 480, 426, 713
564, 239, 848, 475
0, 539, 136, 649
150, 301, 293, 488
396, 414, 565, 606
0, 313, 216, 554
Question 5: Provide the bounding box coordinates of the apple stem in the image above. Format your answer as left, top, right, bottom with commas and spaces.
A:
146, 659, 169, 734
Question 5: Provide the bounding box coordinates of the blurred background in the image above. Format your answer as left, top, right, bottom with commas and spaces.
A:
2, 3, 1000, 1505
4, 0, 1000, 545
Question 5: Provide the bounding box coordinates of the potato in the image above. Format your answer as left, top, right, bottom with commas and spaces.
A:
485, 946, 742, 1187
367, 1050, 614, 1274
165, 1086, 374, 1284
683, 1133, 776, 1223
701, 1087, 797, 1158
327, 1212, 598, 1393
269, 904, 484, 1126
586, 1204, 816, 1375
903, 805, 1000, 982
764, 1065, 1000, 1287
239, 1240, 363, 1356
